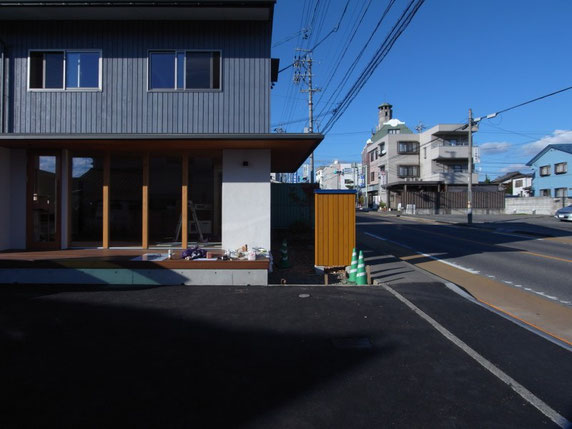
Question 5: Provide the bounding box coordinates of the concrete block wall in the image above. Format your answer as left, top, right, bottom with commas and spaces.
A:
505, 197, 570, 215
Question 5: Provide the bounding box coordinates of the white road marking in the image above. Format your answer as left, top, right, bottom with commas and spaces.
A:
364, 232, 480, 274
381, 283, 571, 429
365, 230, 571, 311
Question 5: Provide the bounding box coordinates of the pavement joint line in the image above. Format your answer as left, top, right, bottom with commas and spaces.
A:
378, 281, 572, 429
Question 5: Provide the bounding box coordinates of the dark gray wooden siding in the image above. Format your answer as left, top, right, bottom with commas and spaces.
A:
2, 20, 271, 134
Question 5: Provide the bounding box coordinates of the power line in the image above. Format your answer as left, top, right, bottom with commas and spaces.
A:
316, 0, 398, 120
314, 0, 374, 109
492, 85, 572, 118
322, 0, 425, 134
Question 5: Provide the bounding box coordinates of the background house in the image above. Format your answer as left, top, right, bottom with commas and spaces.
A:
360, 103, 478, 209
492, 171, 532, 197
526, 144, 572, 198
317, 160, 361, 190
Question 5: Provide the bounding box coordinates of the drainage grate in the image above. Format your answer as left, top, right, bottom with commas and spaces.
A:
331, 337, 372, 350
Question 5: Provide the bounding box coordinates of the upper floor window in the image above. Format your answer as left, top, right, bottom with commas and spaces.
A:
388, 129, 400, 134
29, 50, 101, 90
514, 179, 523, 188
555, 162, 567, 174
149, 50, 221, 90
447, 164, 467, 173
398, 165, 419, 178
398, 141, 419, 154
379, 143, 386, 156
540, 165, 551, 176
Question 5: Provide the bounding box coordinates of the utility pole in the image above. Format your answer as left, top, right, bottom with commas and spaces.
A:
467, 108, 473, 224
294, 49, 320, 183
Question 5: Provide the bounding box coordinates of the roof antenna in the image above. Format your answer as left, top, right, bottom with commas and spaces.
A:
415, 121, 426, 133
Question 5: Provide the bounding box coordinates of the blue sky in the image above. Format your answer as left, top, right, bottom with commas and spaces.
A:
270, 0, 572, 180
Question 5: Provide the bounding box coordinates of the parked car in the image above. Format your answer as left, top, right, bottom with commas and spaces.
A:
554, 204, 572, 221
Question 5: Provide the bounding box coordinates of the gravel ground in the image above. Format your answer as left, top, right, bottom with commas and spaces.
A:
268, 231, 347, 285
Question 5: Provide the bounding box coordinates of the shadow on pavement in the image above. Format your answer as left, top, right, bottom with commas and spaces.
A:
0, 286, 388, 428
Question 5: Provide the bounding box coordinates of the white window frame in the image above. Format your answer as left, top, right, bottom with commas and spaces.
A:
27, 49, 103, 92
147, 49, 222, 92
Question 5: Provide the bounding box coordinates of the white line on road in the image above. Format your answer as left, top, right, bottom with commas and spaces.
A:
364, 231, 571, 309
380, 283, 571, 429
364, 232, 481, 274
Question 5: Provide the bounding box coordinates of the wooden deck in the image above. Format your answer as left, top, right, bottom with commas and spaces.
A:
0, 249, 270, 270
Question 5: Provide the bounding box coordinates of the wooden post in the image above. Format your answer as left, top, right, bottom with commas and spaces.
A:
102, 152, 110, 248
142, 152, 149, 249
181, 153, 189, 249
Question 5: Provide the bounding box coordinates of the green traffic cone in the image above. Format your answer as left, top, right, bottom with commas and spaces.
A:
278, 239, 290, 268
348, 248, 358, 284
356, 251, 367, 285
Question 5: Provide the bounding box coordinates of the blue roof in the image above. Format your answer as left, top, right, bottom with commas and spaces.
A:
526, 144, 572, 166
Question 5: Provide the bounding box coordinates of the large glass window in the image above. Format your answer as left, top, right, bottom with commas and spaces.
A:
188, 157, 216, 241
29, 50, 101, 90
148, 50, 221, 90
149, 157, 182, 246
71, 156, 103, 244
110, 156, 142, 245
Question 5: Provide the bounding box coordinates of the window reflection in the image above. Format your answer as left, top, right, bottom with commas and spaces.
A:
71, 156, 103, 244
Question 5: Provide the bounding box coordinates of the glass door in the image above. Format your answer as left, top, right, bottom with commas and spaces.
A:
27, 151, 61, 249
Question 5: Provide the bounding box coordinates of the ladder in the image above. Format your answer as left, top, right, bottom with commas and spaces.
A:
174, 201, 204, 243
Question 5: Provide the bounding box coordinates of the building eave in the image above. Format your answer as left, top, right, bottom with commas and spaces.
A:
0, 1, 276, 21
0, 133, 323, 173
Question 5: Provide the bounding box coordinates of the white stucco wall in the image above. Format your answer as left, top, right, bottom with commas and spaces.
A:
222, 149, 270, 251
0, 148, 11, 250
10, 149, 27, 249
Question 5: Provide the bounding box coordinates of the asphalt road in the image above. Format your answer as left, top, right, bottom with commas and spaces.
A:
356, 213, 572, 307
1, 284, 571, 428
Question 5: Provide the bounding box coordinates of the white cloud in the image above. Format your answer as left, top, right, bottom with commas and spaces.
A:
479, 141, 512, 154
498, 163, 532, 174
522, 129, 572, 155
